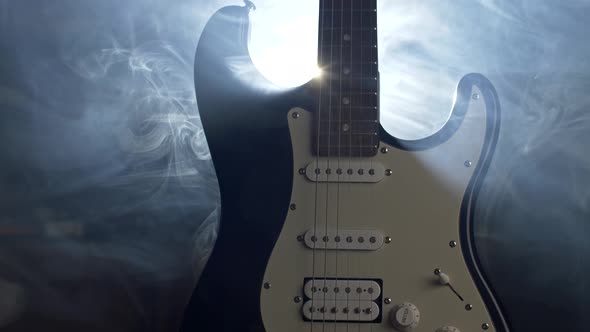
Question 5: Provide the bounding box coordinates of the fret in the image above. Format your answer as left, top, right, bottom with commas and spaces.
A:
316, 137, 380, 148
317, 122, 380, 136
318, 78, 379, 92
322, 9, 378, 13
318, 145, 379, 149
322, 43, 377, 48
316, 134, 379, 144
318, 93, 379, 108
321, 0, 377, 11
320, 70, 379, 84
321, 27, 377, 31
322, 62, 379, 79
314, 147, 379, 158
319, 119, 379, 124
316, 109, 378, 122
319, 29, 377, 45
314, 143, 380, 157
319, 46, 378, 66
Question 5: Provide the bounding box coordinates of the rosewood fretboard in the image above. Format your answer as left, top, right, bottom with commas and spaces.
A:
313, 0, 379, 157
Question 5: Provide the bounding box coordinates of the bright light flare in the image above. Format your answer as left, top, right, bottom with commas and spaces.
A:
248, 2, 319, 88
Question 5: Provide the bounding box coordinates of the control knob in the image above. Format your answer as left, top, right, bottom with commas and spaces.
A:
389, 302, 420, 331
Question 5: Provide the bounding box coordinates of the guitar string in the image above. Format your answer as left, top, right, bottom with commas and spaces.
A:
368, 3, 376, 332
372, 4, 379, 330
347, 0, 353, 331
321, 0, 337, 330
311, 0, 329, 330
331, 0, 345, 330
358, 2, 364, 331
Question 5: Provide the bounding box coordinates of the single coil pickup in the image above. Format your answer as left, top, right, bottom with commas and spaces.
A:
304, 229, 384, 250
303, 279, 381, 301
302, 299, 380, 322
304, 160, 385, 183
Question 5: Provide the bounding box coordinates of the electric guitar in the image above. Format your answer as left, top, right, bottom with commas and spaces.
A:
181, 1, 509, 331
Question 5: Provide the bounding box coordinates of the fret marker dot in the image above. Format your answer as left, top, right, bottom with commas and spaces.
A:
343, 34, 351, 41
342, 123, 350, 132
343, 67, 351, 75
342, 97, 350, 105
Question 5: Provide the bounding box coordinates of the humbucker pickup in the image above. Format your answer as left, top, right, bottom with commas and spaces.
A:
305, 160, 385, 183
301, 278, 383, 323
303, 229, 384, 251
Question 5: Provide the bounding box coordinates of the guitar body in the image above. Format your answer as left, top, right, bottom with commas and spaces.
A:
182, 4, 508, 332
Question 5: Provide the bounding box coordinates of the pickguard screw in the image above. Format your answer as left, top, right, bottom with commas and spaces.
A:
290, 204, 297, 210
297, 235, 304, 242
292, 112, 300, 119
381, 147, 389, 154
472, 93, 480, 100
449, 240, 457, 248
294, 296, 302, 303
384, 298, 392, 304
384, 236, 392, 244
434, 268, 442, 275
465, 160, 473, 168
385, 169, 393, 176
465, 304, 473, 311
264, 282, 271, 289
299, 168, 306, 175
482, 323, 490, 330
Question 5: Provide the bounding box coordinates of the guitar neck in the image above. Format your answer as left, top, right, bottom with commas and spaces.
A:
314, 0, 380, 157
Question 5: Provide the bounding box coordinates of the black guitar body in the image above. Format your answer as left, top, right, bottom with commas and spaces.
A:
181, 4, 506, 332
181, 5, 304, 331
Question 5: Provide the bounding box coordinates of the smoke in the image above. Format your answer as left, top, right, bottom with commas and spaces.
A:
0, 0, 232, 330
0, 0, 589, 331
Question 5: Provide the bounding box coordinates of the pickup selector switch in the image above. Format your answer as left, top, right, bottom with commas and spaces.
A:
436, 327, 460, 332
390, 302, 420, 331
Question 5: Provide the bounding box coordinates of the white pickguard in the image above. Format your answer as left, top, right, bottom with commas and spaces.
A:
260, 86, 497, 332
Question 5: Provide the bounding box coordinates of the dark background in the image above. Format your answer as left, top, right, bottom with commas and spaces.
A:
0, 1, 588, 331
